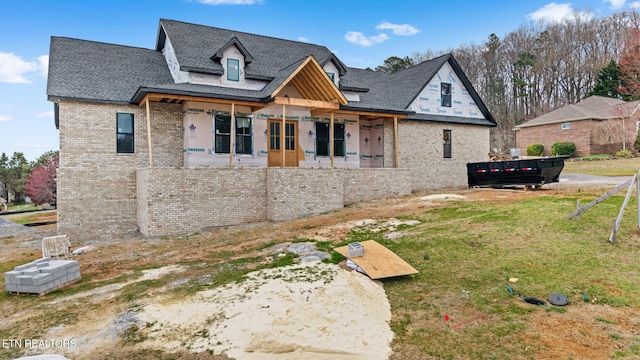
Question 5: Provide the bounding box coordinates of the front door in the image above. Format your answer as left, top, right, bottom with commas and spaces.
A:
267, 119, 298, 167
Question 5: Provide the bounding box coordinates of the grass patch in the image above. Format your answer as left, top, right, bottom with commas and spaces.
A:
563, 157, 640, 176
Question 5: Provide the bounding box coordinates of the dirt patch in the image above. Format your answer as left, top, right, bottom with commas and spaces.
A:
0, 187, 630, 359
520, 303, 640, 359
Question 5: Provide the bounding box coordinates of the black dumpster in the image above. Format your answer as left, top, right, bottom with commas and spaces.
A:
467, 156, 568, 188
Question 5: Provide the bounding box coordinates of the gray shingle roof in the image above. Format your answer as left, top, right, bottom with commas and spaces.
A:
157, 19, 336, 80
47, 37, 174, 103
48, 18, 496, 128
515, 96, 628, 128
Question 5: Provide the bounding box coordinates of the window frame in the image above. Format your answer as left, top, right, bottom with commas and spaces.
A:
443, 129, 452, 159
116, 112, 134, 154
227, 58, 240, 82
235, 116, 252, 155
561, 122, 571, 130
315, 122, 345, 157
441, 82, 452, 107
214, 114, 253, 155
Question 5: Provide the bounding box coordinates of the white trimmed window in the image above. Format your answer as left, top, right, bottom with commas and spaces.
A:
227, 58, 240, 81
561, 122, 570, 130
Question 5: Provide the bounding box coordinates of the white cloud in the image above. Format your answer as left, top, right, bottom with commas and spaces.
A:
0, 114, 11, 122
344, 31, 389, 47
630, 1, 640, 8
298, 36, 309, 42
0, 51, 48, 83
527, 3, 592, 23
375, 21, 420, 36
198, 0, 262, 4
605, 0, 626, 8
35, 111, 54, 118
38, 55, 49, 78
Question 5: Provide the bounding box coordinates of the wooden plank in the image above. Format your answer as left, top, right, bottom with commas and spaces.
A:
334, 240, 418, 280
567, 178, 633, 219
609, 174, 636, 243
393, 116, 399, 168
270, 96, 340, 109
146, 98, 153, 167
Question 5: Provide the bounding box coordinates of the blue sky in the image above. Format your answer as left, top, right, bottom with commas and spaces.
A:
0, 0, 635, 161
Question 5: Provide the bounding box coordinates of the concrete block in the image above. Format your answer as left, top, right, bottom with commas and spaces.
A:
66, 265, 81, 275
23, 285, 41, 294
21, 268, 41, 276
68, 271, 81, 281
32, 273, 53, 286
17, 275, 33, 286
35, 257, 51, 263
36, 262, 50, 268
39, 280, 54, 291
4, 270, 21, 284
14, 263, 35, 271
5, 284, 17, 292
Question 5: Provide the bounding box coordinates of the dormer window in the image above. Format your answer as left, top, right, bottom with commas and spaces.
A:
227, 58, 240, 81
326, 72, 335, 82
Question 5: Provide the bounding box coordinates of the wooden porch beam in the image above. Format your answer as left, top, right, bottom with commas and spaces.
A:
394, 116, 399, 168
281, 104, 286, 168
146, 98, 153, 167
270, 96, 340, 110
330, 112, 335, 168
139, 93, 264, 110
230, 103, 235, 168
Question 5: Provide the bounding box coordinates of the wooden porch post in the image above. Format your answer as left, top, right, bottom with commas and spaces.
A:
394, 116, 399, 168
145, 98, 153, 167
230, 103, 235, 167
330, 112, 335, 168
281, 104, 286, 167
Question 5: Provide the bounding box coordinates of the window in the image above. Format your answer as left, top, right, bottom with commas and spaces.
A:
235, 117, 252, 154
214, 114, 252, 154
214, 114, 231, 153
561, 122, 570, 130
443, 129, 452, 158
315, 122, 345, 156
441, 82, 452, 107
227, 58, 240, 81
116, 113, 134, 153
326, 72, 335, 82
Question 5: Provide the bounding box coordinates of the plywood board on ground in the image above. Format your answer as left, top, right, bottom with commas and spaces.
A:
334, 240, 418, 280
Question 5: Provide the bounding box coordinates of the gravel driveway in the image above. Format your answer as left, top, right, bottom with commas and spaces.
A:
548, 174, 634, 190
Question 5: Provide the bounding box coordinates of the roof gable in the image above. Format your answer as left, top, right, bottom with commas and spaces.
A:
268, 55, 347, 105
211, 37, 253, 64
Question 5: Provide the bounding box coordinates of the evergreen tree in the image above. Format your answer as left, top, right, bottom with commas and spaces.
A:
589, 59, 623, 99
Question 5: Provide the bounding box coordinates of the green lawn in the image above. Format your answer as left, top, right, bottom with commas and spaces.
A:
563, 157, 640, 176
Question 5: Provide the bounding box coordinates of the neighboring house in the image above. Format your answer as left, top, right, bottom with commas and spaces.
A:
47, 19, 496, 240
515, 96, 640, 156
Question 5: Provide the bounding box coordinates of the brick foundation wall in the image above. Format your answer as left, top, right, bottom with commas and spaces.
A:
136, 167, 413, 236
57, 101, 183, 241
342, 168, 412, 204
266, 168, 343, 222
138, 168, 267, 236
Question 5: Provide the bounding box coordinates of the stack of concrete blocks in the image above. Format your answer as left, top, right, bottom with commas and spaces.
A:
4, 257, 81, 295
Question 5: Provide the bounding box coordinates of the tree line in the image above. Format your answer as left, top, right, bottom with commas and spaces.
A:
0, 150, 58, 209
376, 9, 640, 150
